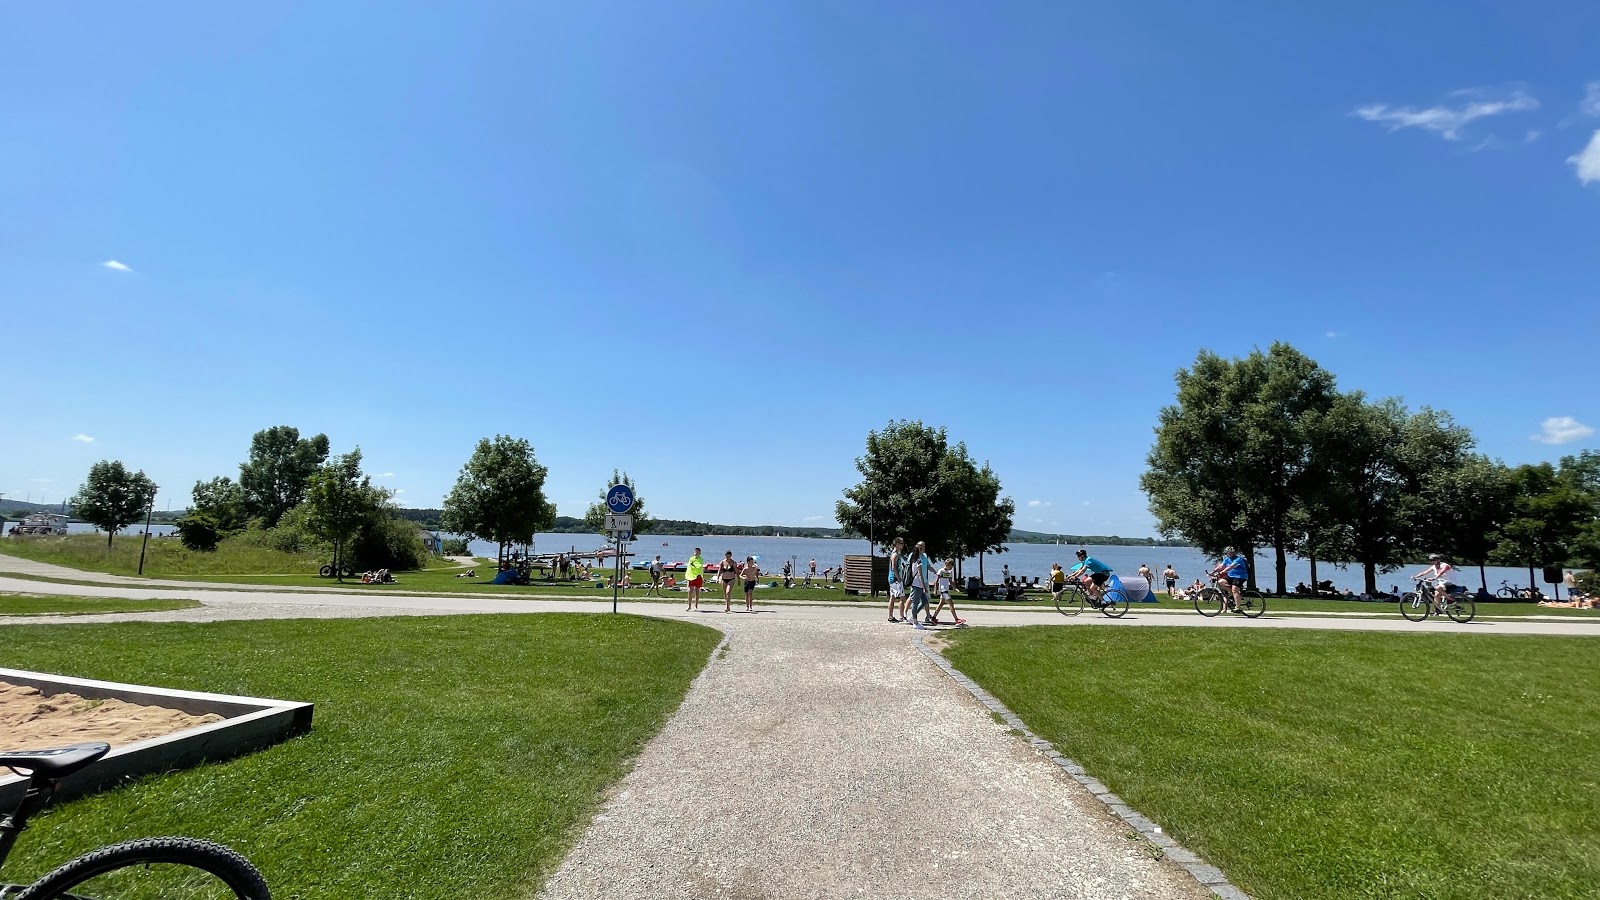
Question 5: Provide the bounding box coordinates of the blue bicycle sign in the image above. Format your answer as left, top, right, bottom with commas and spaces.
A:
606, 484, 635, 514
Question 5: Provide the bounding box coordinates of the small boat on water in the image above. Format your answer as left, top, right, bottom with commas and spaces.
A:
9, 513, 68, 536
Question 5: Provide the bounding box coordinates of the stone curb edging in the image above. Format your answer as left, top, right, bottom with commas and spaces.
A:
912, 633, 1252, 900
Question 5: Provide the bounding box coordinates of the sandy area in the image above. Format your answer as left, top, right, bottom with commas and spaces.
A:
1, 681, 223, 749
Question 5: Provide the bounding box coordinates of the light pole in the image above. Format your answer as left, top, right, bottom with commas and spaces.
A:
137, 484, 158, 576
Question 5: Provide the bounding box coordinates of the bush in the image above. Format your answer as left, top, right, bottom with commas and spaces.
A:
174, 513, 221, 552
441, 537, 470, 556
350, 515, 429, 571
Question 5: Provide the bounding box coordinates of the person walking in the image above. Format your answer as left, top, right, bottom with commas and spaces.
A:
720, 550, 738, 612
1162, 564, 1178, 597
1049, 562, 1067, 603
886, 537, 906, 623
1137, 563, 1154, 593
907, 541, 934, 629
740, 555, 760, 612
647, 555, 664, 597
686, 548, 706, 611
930, 557, 967, 626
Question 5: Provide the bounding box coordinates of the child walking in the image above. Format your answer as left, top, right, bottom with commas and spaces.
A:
929, 558, 967, 626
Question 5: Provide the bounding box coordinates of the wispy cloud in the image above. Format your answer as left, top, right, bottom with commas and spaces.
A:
29, 477, 52, 483
1026, 500, 1052, 508
71, 433, 94, 443
1582, 82, 1600, 118
100, 260, 131, 273
801, 515, 826, 522
1526, 129, 1544, 143
1568, 131, 1600, 185
1352, 87, 1538, 141
1531, 416, 1595, 445
374, 472, 396, 478
1325, 330, 1341, 339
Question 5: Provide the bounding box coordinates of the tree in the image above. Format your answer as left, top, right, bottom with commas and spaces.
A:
71, 461, 157, 547
1417, 455, 1513, 592
190, 476, 249, 533
1141, 351, 1259, 575
304, 448, 386, 581
239, 426, 330, 527
582, 470, 655, 536
1493, 461, 1592, 587
440, 435, 556, 563
835, 420, 1014, 563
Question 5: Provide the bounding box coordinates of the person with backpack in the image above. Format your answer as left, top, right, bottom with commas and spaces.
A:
906, 541, 935, 629
886, 537, 906, 623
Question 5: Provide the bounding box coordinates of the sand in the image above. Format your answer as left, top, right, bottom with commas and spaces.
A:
1, 681, 223, 750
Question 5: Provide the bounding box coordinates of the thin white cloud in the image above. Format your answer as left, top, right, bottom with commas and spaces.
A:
374, 472, 396, 478
1325, 330, 1341, 339
801, 515, 826, 522
71, 433, 94, 443
1526, 129, 1544, 143
1026, 500, 1052, 508
100, 260, 131, 272
1582, 82, 1600, 118
1352, 87, 1538, 141
1568, 131, 1600, 185
1531, 416, 1595, 445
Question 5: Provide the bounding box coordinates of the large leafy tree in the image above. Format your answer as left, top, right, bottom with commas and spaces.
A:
1416, 455, 1514, 592
440, 435, 556, 561
72, 461, 157, 547
191, 476, 249, 532
582, 470, 655, 536
239, 426, 331, 527
1493, 461, 1593, 586
304, 448, 387, 581
835, 420, 1014, 562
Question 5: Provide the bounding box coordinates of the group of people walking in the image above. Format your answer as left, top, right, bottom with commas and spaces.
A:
884, 537, 967, 629
655, 548, 762, 613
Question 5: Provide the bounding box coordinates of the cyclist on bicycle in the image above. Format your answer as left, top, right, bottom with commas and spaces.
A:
1411, 553, 1455, 611
1209, 547, 1249, 611
1069, 549, 1113, 605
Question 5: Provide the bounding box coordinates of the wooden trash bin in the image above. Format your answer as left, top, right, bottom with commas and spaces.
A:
844, 554, 888, 596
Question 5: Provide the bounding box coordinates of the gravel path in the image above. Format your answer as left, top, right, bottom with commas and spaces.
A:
535, 616, 1210, 900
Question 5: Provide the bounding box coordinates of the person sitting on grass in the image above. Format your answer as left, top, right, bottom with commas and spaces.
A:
1538, 592, 1595, 609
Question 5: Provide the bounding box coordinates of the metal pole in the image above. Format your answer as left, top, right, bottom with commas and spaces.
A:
612, 531, 620, 614
137, 490, 155, 575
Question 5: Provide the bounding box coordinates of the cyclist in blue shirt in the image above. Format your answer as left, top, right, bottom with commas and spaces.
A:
1209, 547, 1250, 612
1069, 549, 1114, 605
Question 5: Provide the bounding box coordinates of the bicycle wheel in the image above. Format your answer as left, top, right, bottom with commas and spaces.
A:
1099, 588, 1129, 618
1496, 587, 1517, 600
317, 564, 333, 578
1446, 596, 1476, 624
1241, 588, 1265, 601
1055, 587, 1086, 617
16, 836, 269, 900
1398, 592, 1430, 622
1194, 587, 1225, 617
1238, 592, 1267, 618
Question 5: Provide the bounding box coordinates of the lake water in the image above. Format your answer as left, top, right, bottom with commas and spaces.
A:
46, 521, 1551, 595
477, 533, 1552, 595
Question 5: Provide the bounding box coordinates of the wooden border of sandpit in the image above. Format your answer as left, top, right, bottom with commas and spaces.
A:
0, 667, 313, 810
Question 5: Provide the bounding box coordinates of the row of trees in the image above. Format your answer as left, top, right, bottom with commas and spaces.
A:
834, 420, 1016, 569
1142, 343, 1599, 594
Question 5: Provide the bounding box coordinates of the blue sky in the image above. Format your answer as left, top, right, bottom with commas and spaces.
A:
4, 2, 1597, 534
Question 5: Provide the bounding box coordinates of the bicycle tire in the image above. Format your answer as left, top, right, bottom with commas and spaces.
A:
1239, 593, 1267, 618
1195, 587, 1225, 617
1100, 588, 1129, 618
1398, 592, 1430, 622
1446, 596, 1476, 624
1240, 588, 1265, 600
1055, 587, 1086, 617
16, 836, 269, 900
317, 565, 333, 578
1496, 587, 1516, 600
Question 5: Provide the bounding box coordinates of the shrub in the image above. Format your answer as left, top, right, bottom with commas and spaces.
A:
174, 513, 221, 552
350, 515, 429, 571
441, 537, 470, 556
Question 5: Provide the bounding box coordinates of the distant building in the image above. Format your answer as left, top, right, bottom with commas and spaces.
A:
418, 530, 443, 554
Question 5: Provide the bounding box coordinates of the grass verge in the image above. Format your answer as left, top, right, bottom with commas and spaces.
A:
0, 594, 199, 616
940, 626, 1600, 900
0, 614, 720, 899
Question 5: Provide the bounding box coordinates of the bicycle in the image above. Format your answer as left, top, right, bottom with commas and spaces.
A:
1053, 581, 1129, 618
1, 742, 270, 899
1194, 576, 1266, 618
1495, 580, 1544, 601
1400, 578, 1476, 624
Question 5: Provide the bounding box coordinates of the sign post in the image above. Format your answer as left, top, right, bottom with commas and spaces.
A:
606, 484, 636, 613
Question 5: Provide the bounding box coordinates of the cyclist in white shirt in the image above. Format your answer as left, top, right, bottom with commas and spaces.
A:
1411, 553, 1455, 611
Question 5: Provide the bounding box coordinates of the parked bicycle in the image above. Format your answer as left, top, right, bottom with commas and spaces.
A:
1495, 580, 1545, 601
1054, 583, 1130, 618
1, 742, 270, 899
1400, 578, 1476, 624
1194, 576, 1266, 618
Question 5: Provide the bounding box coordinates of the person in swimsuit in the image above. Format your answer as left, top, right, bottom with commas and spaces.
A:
1163, 564, 1178, 596
740, 556, 760, 612
720, 551, 738, 612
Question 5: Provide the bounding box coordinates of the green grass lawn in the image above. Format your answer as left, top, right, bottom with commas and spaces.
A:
941, 627, 1599, 900
0, 615, 721, 899
0, 593, 199, 616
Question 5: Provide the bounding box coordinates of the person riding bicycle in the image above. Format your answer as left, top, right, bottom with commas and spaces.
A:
1411, 553, 1455, 611
1068, 549, 1113, 605
1209, 547, 1249, 611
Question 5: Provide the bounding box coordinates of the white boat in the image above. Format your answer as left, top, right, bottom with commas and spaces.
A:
12, 513, 68, 535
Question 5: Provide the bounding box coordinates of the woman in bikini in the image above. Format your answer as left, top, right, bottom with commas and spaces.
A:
720, 551, 738, 612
